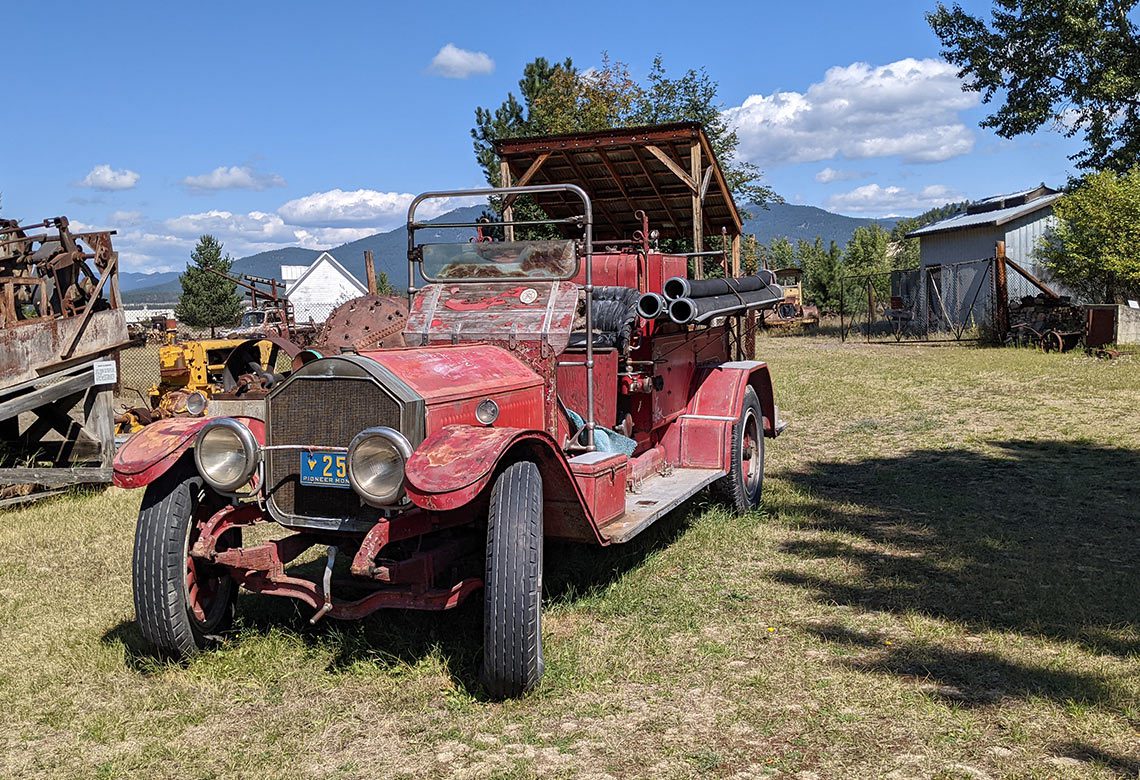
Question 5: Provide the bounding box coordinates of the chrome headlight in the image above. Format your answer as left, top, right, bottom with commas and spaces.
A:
185, 390, 207, 417
194, 418, 258, 493
347, 426, 412, 507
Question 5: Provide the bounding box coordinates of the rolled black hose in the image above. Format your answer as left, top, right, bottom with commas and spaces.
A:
668, 284, 784, 325
663, 269, 779, 301
636, 292, 667, 319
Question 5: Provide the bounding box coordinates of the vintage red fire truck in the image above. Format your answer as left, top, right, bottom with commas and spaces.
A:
113, 182, 785, 697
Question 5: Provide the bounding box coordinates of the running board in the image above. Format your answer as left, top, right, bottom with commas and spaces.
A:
599, 468, 725, 544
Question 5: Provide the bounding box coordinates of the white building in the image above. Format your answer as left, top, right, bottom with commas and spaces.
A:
283, 252, 367, 324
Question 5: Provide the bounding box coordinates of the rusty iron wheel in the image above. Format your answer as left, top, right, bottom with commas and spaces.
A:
132, 457, 239, 658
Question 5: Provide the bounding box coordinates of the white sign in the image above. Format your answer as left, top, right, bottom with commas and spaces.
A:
93, 360, 118, 386
1128, 300, 1139, 310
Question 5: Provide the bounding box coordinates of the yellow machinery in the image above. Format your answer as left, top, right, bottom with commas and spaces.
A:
765, 268, 820, 329
116, 335, 274, 434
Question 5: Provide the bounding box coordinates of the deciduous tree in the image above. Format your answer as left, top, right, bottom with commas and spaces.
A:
1037, 167, 1140, 302
929, 0, 1140, 171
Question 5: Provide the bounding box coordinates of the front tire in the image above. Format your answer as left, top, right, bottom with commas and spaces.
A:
712, 386, 765, 514
481, 460, 544, 698
132, 458, 238, 658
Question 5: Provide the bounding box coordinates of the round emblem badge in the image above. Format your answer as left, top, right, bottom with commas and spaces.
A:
519, 288, 539, 304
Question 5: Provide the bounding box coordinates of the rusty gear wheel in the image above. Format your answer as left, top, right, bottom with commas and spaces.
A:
314, 295, 409, 353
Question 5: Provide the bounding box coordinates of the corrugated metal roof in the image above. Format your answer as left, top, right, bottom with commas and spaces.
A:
906, 193, 1061, 238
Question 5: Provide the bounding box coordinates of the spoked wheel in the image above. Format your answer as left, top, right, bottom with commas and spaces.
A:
132, 458, 239, 658
481, 460, 544, 699
712, 386, 765, 514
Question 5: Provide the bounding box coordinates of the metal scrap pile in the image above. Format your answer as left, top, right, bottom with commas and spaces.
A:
1008, 294, 1084, 351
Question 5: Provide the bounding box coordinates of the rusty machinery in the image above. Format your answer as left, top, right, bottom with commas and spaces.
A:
763, 267, 820, 330
0, 217, 128, 496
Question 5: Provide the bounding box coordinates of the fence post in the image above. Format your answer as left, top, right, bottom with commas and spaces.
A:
865, 278, 874, 343
994, 241, 1009, 342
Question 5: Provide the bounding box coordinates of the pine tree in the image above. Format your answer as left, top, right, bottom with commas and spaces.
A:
376, 271, 394, 296
174, 235, 243, 337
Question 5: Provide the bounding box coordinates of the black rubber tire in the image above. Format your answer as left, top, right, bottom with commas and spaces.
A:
132, 458, 238, 659
481, 460, 544, 699
712, 386, 765, 514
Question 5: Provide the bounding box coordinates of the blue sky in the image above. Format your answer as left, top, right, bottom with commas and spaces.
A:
3, 0, 1082, 272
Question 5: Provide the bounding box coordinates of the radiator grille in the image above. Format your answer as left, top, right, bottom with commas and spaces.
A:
266, 375, 402, 523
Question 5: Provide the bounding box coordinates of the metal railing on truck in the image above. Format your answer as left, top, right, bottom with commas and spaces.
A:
406, 184, 597, 450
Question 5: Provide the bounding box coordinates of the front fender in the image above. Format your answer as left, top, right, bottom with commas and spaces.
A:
404, 425, 603, 543
113, 416, 265, 489
405, 425, 556, 511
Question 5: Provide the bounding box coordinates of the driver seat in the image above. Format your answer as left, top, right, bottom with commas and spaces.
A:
567, 286, 641, 352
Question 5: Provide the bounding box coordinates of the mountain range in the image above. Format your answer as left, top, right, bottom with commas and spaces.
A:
120, 203, 896, 304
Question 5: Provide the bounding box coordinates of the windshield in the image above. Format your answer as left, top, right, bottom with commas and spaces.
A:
240, 311, 266, 327
420, 240, 578, 282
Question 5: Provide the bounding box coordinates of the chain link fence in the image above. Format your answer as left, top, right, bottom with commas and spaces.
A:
840, 258, 1003, 343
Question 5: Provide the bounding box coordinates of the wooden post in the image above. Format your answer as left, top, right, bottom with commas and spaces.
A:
866, 279, 875, 343
994, 240, 1009, 340
731, 234, 741, 277
499, 160, 515, 242
690, 140, 703, 278
364, 250, 377, 295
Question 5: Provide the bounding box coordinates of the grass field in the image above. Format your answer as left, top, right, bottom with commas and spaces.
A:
1, 338, 1137, 779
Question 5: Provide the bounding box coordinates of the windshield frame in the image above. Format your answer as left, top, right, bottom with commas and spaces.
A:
417, 239, 580, 284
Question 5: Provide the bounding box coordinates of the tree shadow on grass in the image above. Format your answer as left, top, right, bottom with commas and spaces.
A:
101, 498, 704, 696
774, 439, 1139, 709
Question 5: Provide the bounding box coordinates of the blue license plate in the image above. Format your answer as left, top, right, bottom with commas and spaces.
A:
299, 451, 349, 489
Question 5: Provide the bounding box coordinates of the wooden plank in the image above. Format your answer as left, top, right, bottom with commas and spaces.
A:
88, 385, 116, 468
699, 167, 715, 202
0, 369, 94, 422
501, 152, 551, 211
0, 489, 67, 510
0, 360, 93, 402
0, 466, 112, 487
499, 159, 515, 242
599, 468, 725, 544
691, 140, 704, 277
731, 234, 741, 277
645, 145, 697, 192
629, 146, 687, 235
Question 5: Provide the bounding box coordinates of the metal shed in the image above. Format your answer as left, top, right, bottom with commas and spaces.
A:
906, 185, 1061, 281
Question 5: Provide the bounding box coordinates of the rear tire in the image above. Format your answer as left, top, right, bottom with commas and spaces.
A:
712, 386, 765, 514
481, 460, 544, 699
132, 458, 238, 658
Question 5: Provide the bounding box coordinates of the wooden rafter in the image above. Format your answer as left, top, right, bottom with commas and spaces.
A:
629, 145, 687, 232
501, 152, 551, 210
645, 145, 698, 192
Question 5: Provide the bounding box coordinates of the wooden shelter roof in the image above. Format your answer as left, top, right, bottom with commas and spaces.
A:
494, 122, 742, 245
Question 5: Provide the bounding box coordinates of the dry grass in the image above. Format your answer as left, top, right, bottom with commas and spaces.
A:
0, 337, 1137, 779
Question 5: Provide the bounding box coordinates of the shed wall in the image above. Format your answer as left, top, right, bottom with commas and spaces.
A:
918, 225, 1000, 267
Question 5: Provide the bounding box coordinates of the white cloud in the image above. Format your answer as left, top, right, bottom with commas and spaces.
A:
815, 167, 869, 184
109, 210, 143, 226
725, 58, 978, 166
279, 189, 415, 228
826, 183, 964, 216
78, 164, 140, 191
429, 43, 494, 78
278, 188, 472, 230
181, 165, 286, 192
